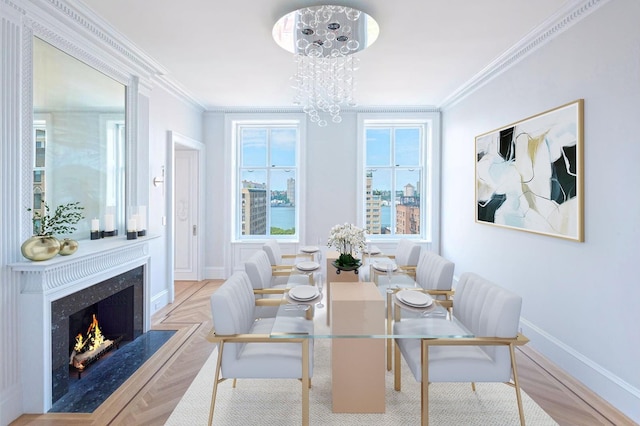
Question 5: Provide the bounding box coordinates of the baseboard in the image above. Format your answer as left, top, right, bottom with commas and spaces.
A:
150, 289, 170, 314
1, 383, 23, 425
520, 318, 640, 424
204, 266, 226, 280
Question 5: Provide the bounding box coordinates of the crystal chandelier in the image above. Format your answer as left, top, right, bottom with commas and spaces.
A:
273, 5, 379, 126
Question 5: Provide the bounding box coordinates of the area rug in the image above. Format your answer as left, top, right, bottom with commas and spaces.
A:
165, 331, 558, 425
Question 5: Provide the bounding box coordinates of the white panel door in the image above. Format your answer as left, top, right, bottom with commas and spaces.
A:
174, 149, 199, 280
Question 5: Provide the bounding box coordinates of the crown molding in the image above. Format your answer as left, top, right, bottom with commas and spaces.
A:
204, 105, 439, 115
1, 0, 25, 16
9, 0, 202, 108
153, 75, 207, 112
46, 0, 167, 77
10, 0, 610, 116
439, 0, 612, 110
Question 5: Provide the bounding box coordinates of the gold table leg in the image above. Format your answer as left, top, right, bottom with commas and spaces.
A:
421, 339, 429, 426
302, 339, 310, 426
387, 291, 393, 371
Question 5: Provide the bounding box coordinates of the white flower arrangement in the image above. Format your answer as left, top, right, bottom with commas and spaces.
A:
327, 223, 366, 267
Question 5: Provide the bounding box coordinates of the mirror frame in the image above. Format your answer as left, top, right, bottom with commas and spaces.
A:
22, 22, 139, 241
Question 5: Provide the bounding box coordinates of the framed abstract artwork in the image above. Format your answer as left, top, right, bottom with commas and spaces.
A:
475, 99, 584, 241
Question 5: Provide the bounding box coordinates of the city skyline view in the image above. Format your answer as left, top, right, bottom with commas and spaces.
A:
239, 124, 425, 236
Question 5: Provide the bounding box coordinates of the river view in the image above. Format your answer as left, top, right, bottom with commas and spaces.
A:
271, 205, 391, 230
270, 206, 295, 229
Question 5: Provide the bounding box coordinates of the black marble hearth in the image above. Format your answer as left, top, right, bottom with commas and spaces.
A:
48, 330, 175, 413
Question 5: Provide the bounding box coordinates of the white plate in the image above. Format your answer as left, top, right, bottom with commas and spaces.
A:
364, 246, 381, 255
372, 262, 397, 272
300, 245, 320, 253
396, 290, 433, 307
296, 261, 320, 271
289, 285, 319, 301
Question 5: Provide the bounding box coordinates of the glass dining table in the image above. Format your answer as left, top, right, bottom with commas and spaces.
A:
268, 267, 474, 426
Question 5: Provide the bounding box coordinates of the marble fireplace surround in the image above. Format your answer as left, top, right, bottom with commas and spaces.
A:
10, 235, 157, 412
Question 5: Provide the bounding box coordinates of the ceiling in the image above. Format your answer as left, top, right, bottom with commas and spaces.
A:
76, 0, 571, 110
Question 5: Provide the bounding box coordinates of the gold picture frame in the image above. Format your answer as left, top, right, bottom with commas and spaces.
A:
475, 99, 584, 241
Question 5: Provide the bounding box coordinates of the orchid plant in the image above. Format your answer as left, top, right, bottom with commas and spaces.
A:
327, 223, 366, 267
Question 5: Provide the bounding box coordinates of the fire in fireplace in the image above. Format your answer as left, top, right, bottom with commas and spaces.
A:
75, 314, 104, 354
70, 314, 122, 372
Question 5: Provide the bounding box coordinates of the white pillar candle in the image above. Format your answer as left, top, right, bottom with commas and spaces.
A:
91, 218, 100, 232
137, 206, 147, 230
127, 217, 138, 232
104, 214, 115, 232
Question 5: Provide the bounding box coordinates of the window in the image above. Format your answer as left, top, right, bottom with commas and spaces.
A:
233, 120, 302, 240
358, 113, 440, 242
32, 120, 47, 231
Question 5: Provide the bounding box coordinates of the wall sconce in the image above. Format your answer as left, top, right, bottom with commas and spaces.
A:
153, 165, 165, 187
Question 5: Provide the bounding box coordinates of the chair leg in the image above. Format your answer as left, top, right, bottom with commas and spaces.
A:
208, 342, 225, 426
471, 382, 476, 391
298, 377, 312, 388
232, 378, 237, 388
509, 344, 526, 426
394, 340, 402, 391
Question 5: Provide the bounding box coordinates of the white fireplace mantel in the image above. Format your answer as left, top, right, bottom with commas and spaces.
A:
11, 235, 157, 296
9, 235, 158, 412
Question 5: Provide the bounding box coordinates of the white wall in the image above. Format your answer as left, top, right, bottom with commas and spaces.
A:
147, 84, 203, 309
441, 0, 640, 421
202, 112, 225, 278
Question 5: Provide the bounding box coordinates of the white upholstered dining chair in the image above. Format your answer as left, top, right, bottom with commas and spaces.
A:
414, 250, 455, 306
207, 271, 314, 425
370, 239, 421, 283
393, 272, 529, 425
383, 250, 455, 371
244, 250, 308, 318
262, 239, 312, 274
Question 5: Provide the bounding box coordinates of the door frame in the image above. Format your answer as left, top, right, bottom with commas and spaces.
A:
167, 131, 205, 298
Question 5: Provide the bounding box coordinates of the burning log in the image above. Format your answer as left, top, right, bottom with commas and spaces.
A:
69, 314, 119, 374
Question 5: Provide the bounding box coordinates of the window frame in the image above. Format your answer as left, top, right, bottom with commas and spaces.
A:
226, 113, 307, 243
356, 112, 441, 245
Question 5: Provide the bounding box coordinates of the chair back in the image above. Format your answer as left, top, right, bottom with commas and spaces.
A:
454, 272, 522, 371
262, 239, 282, 266
210, 272, 256, 361
415, 251, 454, 291
395, 239, 421, 266
244, 250, 273, 292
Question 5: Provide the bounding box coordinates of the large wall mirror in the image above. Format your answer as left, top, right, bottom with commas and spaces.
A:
32, 36, 126, 239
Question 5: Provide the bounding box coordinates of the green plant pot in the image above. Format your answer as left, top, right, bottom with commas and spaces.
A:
21, 235, 60, 261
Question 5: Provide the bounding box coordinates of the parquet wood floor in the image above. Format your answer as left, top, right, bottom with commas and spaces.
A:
10, 280, 636, 426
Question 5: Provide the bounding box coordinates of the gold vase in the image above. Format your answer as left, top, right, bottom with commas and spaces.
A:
21, 235, 60, 261
59, 238, 79, 256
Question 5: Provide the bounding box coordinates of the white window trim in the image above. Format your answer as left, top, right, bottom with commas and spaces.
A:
224, 113, 307, 244
356, 112, 441, 248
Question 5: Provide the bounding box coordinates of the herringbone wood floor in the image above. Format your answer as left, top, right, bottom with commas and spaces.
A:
11, 280, 635, 426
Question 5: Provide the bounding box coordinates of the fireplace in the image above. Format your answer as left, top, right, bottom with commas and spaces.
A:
50, 267, 144, 404
11, 236, 154, 412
